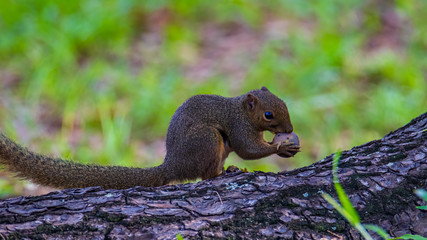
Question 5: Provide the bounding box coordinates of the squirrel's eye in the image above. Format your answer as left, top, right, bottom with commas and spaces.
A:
264, 111, 274, 120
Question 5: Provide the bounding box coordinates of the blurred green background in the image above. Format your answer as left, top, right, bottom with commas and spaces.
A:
0, 0, 426, 197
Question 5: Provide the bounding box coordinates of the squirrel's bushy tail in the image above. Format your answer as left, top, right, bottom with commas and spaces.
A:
0, 133, 168, 189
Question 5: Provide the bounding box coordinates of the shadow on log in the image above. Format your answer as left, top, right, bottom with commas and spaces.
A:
0, 113, 426, 239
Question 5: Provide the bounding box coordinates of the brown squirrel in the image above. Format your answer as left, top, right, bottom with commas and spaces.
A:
0, 87, 300, 189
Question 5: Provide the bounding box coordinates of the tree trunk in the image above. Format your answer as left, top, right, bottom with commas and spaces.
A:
0, 113, 426, 240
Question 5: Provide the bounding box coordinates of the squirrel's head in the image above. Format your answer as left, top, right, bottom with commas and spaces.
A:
243, 86, 293, 134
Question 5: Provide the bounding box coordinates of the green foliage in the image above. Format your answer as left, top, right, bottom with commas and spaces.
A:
1, 1, 427, 197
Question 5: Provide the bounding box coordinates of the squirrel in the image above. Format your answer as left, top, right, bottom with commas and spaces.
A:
0, 87, 300, 189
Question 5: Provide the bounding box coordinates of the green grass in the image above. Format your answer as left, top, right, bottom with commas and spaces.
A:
1, 1, 427, 197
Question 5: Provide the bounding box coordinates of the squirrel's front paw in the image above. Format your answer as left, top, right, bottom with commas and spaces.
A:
276, 142, 300, 158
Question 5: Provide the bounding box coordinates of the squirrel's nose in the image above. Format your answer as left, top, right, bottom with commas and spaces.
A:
277, 123, 293, 134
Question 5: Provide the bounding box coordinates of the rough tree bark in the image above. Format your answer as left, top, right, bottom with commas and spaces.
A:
0, 113, 426, 240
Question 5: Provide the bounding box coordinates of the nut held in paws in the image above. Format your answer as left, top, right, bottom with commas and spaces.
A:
273, 132, 300, 157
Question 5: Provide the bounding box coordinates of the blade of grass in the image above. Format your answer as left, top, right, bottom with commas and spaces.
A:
332, 152, 360, 225
364, 224, 390, 239
391, 235, 427, 240
323, 193, 374, 240
323, 152, 374, 240
322, 193, 353, 221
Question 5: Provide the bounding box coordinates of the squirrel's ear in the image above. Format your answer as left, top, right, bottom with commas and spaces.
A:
261, 86, 270, 92
245, 94, 258, 110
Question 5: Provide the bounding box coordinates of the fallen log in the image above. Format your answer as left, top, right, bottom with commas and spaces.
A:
0, 112, 426, 239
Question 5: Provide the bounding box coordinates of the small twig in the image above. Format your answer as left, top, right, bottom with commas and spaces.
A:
214, 191, 223, 204
0, 232, 6, 240
327, 230, 343, 240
